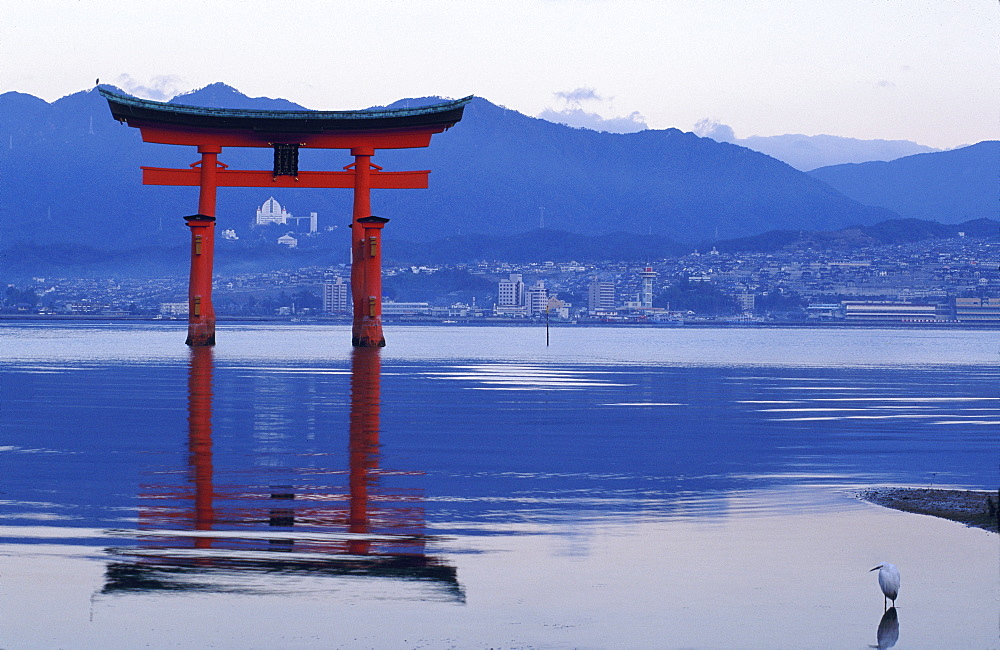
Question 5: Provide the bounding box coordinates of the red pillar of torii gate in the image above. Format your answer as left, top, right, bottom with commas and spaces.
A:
101, 89, 469, 347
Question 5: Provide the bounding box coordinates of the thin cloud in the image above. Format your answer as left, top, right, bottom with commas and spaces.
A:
114, 74, 187, 101
538, 107, 647, 134
554, 87, 603, 106
542, 87, 646, 133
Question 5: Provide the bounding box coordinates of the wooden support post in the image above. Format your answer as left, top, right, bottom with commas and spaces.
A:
350, 147, 377, 346
355, 216, 389, 347
185, 145, 221, 346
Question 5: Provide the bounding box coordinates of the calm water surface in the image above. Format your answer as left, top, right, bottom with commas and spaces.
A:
1, 323, 998, 649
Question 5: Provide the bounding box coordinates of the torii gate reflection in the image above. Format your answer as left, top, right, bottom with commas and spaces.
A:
100, 89, 469, 347
103, 348, 460, 596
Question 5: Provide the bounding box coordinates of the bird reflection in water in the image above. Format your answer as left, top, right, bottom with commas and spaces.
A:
102, 346, 460, 598
872, 607, 899, 649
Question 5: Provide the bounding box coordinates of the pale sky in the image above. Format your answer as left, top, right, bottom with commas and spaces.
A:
2, 0, 996, 148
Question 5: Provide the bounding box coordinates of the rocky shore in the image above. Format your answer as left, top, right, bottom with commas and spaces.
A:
859, 487, 999, 533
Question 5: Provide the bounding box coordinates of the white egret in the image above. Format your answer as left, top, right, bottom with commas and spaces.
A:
870, 563, 900, 608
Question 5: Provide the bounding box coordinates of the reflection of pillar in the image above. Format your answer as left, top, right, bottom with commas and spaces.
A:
188, 346, 215, 548
348, 348, 381, 554
354, 216, 389, 348
185, 144, 221, 346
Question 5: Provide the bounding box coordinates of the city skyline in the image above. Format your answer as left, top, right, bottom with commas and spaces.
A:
2, 1, 997, 149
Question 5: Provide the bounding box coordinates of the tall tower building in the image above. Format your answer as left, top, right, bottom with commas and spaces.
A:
323, 277, 351, 314
639, 267, 657, 309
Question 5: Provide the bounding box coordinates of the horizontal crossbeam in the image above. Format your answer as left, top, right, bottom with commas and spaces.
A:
141, 167, 430, 189
135, 125, 437, 149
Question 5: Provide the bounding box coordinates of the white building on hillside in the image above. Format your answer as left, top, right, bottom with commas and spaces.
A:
255, 197, 318, 233
256, 197, 291, 225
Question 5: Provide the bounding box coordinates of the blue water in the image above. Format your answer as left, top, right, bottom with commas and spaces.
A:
1, 323, 997, 648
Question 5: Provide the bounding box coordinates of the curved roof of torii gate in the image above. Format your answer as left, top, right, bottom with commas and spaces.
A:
99, 88, 472, 148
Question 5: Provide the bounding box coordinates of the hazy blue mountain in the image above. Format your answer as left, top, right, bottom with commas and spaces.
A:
808, 142, 999, 223
385, 228, 688, 265
169, 83, 306, 110
1, 83, 902, 259
710, 217, 1000, 254
739, 134, 939, 171
372, 97, 896, 244
693, 121, 939, 170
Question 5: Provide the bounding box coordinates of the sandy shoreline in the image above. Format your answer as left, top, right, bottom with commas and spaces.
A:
859, 487, 999, 533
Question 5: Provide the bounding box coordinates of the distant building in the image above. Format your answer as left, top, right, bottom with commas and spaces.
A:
735, 292, 755, 313
526, 280, 549, 316
495, 273, 528, 317
547, 296, 571, 319
842, 301, 943, 322
588, 279, 615, 313
255, 197, 318, 233
220, 228, 238, 240
497, 273, 525, 307
955, 297, 1000, 322
277, 234, 298, 248
382, 301, 432, 316
639, 267, 657, 309
807, 303, 841, 320
256, 197, 291, 225
322, 277, 350, 314
160, 302, 188, 316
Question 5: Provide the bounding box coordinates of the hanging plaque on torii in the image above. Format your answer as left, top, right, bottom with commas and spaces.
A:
101, 89, 470, 347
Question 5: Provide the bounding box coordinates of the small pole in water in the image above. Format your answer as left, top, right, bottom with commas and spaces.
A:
546, 305, 550, 346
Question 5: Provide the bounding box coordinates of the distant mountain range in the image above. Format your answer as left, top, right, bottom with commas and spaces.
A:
741, 133, 940, 172
692, 120, 941, 171
0, 83, 994, 278
709, 217, 1000, 254
3, 84, 892, 249
808, 142, 999, 224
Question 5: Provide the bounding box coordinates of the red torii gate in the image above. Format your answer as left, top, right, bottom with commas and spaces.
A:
100, 89, 469, 347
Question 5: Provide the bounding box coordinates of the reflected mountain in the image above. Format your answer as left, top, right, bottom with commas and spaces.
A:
102, 347, 461, 599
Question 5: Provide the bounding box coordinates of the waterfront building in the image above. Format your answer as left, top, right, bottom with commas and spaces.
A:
807, 303, 842, 320
526, 280, 549, 316
588, 279, 615, 313
322, 277, 350, 314
842, 301, 943, 322
547, 296, 571, 319
955, 297, 1000, 322
640, 267, 657, 309
381, 301, 432, 316
498, 273, 525, 308
735, 292, 755, 313
160, 302, 188, 316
